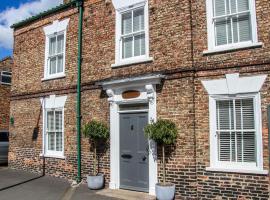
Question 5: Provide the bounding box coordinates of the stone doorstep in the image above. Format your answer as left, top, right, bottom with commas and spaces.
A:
95, 189, 156, 200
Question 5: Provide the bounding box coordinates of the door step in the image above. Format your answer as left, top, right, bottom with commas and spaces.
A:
95, 189, 155, 200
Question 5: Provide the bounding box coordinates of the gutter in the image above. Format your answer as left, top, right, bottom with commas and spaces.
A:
76, 0, 84, 183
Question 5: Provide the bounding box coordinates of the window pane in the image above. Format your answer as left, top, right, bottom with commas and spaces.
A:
214, 0, 226, 16
231, 0, 237, 13
134, 34, 145, 57
238, 0, 249, 12
238, 15, 251, 42
243, 132, 256, 162
49, 57, 57, 75
219, 132, 231, 161
47, 111, 54, 131
215, 19, 228, 46
55, 111, 62, 131
57, 55, 64, 73
217, 100, 233, 130
122, 36, 133, 59
232, 17, 239, 42
122, 12, 132, 35
48, 132, 55, 151
241, 99, 254, 129
56, 132, 62, 151
1, 74, 11, 84
0, 132, 9, 142
57, 35, 64, 54
49, 37, 56, 56
133, 8, 144, 32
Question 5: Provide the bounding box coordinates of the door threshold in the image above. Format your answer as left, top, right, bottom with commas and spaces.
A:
95, 189, 155, 200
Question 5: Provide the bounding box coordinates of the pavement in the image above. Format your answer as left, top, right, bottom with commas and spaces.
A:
0, 166, 154, 200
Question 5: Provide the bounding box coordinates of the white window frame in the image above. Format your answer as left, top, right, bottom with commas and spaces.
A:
208, 93, 265, 173
0, 71, 12, 85
112, 0, 153, 68
202, 73, 268, 174
40, 95, 67, 159
204, 0, 262, 54
45, 108, 64, 157
43, 19, 69, 81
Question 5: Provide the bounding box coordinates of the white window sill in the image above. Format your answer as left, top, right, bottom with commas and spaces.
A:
111, 57, 153, 68
203, 42, 263, 55
40, 154, 66, 160
206, 167, 268, 175
42, 74, 66, 81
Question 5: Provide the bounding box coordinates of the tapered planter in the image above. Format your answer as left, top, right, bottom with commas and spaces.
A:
87, 174, 104, 190
155, 183, 175, 200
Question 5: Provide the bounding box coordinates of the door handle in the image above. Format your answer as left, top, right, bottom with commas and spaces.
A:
142, 156, 147, 161
121, 154, 132, 159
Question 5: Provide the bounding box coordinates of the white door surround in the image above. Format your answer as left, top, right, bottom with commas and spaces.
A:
98, 74, 164, 195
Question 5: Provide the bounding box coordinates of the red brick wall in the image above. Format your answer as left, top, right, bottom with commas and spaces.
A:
0, 57, 12, 131
10, 0, 270, 199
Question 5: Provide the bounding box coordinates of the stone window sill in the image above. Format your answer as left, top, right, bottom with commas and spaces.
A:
111, 57, 153, 68
40, 154, 66, 160
203, 42, 263, 55
42, 74, 66, 82
206, 167, 268, 175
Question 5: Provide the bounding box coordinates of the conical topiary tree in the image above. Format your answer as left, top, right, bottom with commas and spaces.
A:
82, 120, 109, 175
144, 119, 177, 185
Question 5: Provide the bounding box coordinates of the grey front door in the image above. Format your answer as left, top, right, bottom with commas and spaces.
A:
120, 112, 149, 192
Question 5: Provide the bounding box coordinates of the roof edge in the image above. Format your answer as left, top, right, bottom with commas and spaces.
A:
11, 1, 78, 29
0, 56, 12, 62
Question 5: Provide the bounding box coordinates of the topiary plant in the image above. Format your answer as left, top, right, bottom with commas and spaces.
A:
144, 119, 177, 185
82, 120, 109, 176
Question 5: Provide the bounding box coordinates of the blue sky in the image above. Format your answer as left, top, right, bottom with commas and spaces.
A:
0, 0, 62, 60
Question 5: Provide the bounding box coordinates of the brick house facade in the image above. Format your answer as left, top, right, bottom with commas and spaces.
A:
9, 0, 269, 199
0, 57, 12, 132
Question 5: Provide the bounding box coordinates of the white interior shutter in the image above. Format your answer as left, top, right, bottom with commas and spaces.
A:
122, 37, 133, 58
122, 12, 132, 34
215, 20, 228, 46
133, 8, 144, 32
214, 0, 226, 16
237, 0, 249, 12
238, 15, 251, 42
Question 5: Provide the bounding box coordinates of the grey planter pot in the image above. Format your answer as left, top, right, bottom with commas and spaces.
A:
155, 183, 175, 200
87, 174, 104, 190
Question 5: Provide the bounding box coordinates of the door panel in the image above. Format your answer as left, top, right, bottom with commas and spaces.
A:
120, 113, 149, 192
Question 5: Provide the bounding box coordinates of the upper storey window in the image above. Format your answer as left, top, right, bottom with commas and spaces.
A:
0, 71, 12, 85
112, 0, 152, 68
43, 19, 69, 80
205, 0, 261, 53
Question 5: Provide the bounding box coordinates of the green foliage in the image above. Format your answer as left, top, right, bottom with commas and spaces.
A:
144, 119, 177, 146
82, 120, 109, 142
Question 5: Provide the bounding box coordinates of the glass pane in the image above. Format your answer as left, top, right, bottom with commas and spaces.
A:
231, 0, 237, 13
217, 100, 233, 130
122, 12, 132, 35
133, 8, 144, 32
238, 15, 251, 42
243, 132, 255, 162
49, 37, 56, 56
47, 111, 54, 131
232, 17, 239, 43
227, 19, 232, 44
55, 111, 62, 131
48, 132, 55, 151
122, 36, 133, 59
57, 55, 63, 73
214, 0, 226, 16
49, 57, 57, 75
134, 34, 145, 57
1, 75, 11, 84
56, 132, 62, 151
218, 132, 231, 161
0, 132, 9, 142
236, 132, 243, 162
215, 19, 228, 46
241, 99, 254, 129
238, 0, 249, 12
57, 34, 64, 54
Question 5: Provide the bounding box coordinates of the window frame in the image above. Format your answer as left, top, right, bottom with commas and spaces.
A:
205, 0, 260, 52
208, 93, 264, 172
112, 1, 152, 67
0, 71, 12, 85
44, 107, 64, 157
44, 31, 66, 80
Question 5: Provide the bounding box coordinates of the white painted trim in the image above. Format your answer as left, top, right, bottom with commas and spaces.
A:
111, 57, 153, 68
112, 0, 151, 67
203, 42, 263, 55
102, 76, 161, 196
205, 0, 259, 52
43, 19, 69, 80
40, 95, 67, 158
206, 167, 268, 175
39, 153, 66, 160
202, 73, 267, 95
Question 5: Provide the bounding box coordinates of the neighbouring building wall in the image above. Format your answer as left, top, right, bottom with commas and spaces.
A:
0, 57, 12, 131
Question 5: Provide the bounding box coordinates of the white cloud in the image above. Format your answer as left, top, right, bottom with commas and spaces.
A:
0, 0, 63, 49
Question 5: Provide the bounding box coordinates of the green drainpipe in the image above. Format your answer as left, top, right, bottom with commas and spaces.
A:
76, 0, 83, 183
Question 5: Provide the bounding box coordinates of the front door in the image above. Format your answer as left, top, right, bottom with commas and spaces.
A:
120, 113, 149, 192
